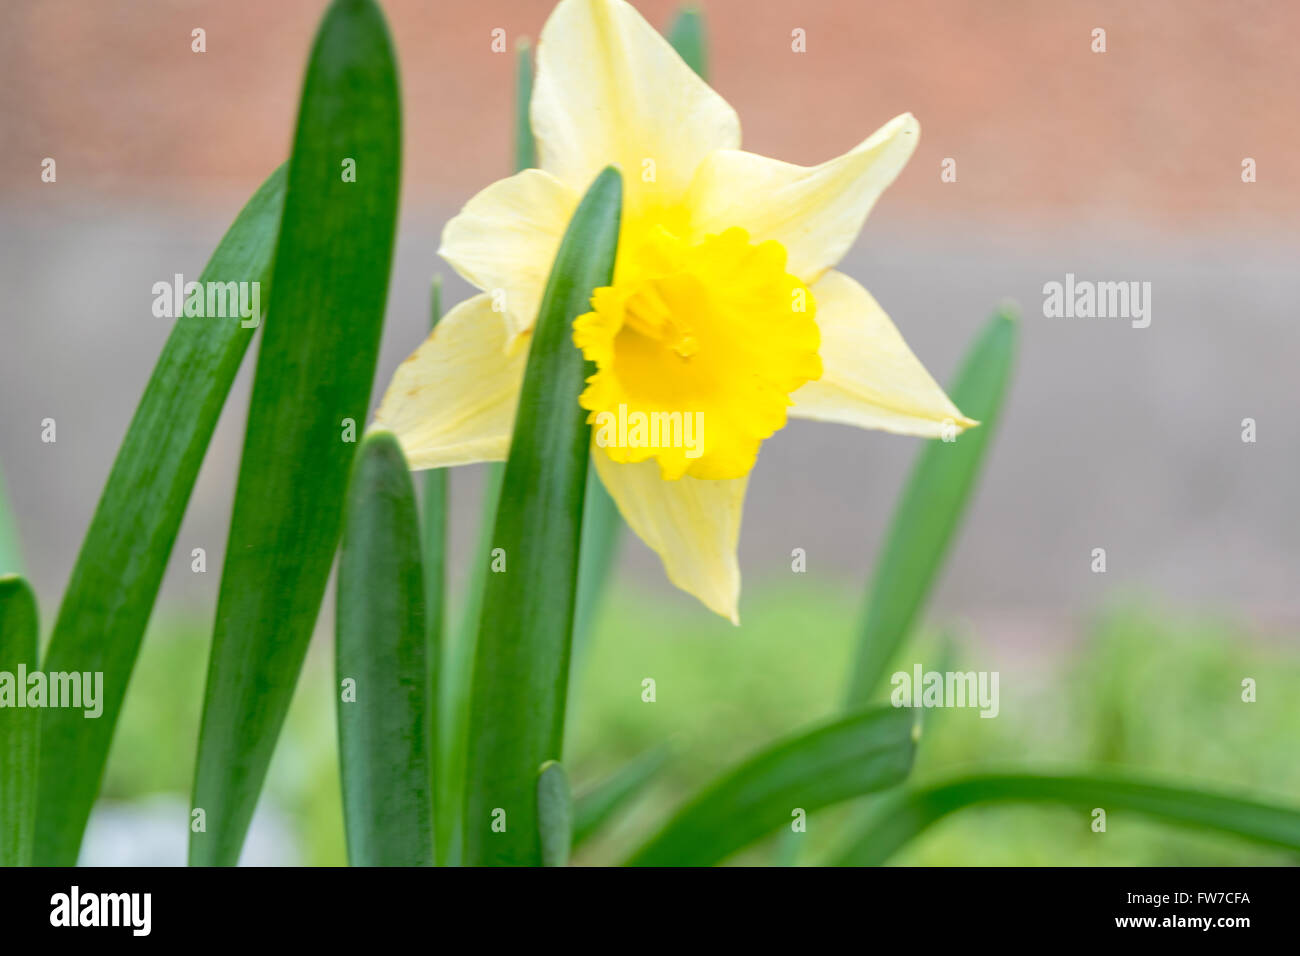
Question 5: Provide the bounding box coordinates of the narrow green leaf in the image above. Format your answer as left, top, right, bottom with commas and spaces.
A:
463, 167, 622, 867
667, 5, 708, 79
514, 38, 536, 171
422, 277, 447, 818
537, 761, 573, 867
429, 273, 442, 327
844, 307, 1018, 705
436, 462, 502, 868
832, 772, 1300, 865
190, 0, 401, 867
435, 38, 539, 867
573, 745, 669, 849
772, 824, 803, 867
0, 576, 38, 866
626, 707, 917, 866
0, 467, 23, 577
336, 431, 431, 866
568, 466, 622, 678
32, 165, 287, 866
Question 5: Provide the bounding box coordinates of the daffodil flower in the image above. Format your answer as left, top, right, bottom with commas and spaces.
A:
375, 0, 974, 622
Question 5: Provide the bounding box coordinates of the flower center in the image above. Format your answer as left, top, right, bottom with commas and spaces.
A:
620, 283, 699, 358
574, 226, 822, 480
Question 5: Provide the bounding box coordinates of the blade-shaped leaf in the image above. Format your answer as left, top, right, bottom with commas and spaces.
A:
436, 462, 503, 868
573, 745, 670, 849
435, 40, 537, 867
0, 576, 38, 866
667, 5, 708, 78
336, 431, 431, 866
463, 167, 622, 867
772, 825, 803, 867
514, 38, 536, 171
537, 761, 573, 867
833, 772, 1300, 865
32, 164, 287, 866
0, 467, 23, 577
844, 307, 1018, 705
568, 467, 622, 680
421, 277, 447, 816
189, 0, 401, 867
626, 707, 916, 867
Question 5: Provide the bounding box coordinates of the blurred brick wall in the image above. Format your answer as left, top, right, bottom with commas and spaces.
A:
2, 0, 1295, 228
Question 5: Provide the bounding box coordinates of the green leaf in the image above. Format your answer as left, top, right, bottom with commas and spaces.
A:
537, 761, 573, 867
435, 462, 503, 868
832, 772, 1300, 865
0, 467, 23, 577
0, 576, 38, 866
435, 37, 539, 867
772, 824, 803, 867
514, 38, 536, 171
626, 706, 917, 866
421, 277, 447, 818
189, 0, 401, 867
667, 5, 708, 79
568, 467, 622, 682
844, 307, 1018, 705
336, 431, 432, 866
463, 167, 622, 867
573, 745, 670, 849
31, 165, 287, 866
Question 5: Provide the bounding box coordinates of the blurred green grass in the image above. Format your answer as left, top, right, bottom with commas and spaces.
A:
101, 580, 1299, 866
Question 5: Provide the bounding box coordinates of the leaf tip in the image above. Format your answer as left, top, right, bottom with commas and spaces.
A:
993, 299, 1021, 324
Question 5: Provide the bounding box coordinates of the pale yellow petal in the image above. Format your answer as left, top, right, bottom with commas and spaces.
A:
531, 0, 740, 221
684, 113, 919, 283
789, 271, 976, 438
438, 169, 578, 342
592, 447, 745, 623
372, 295, 526, 468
